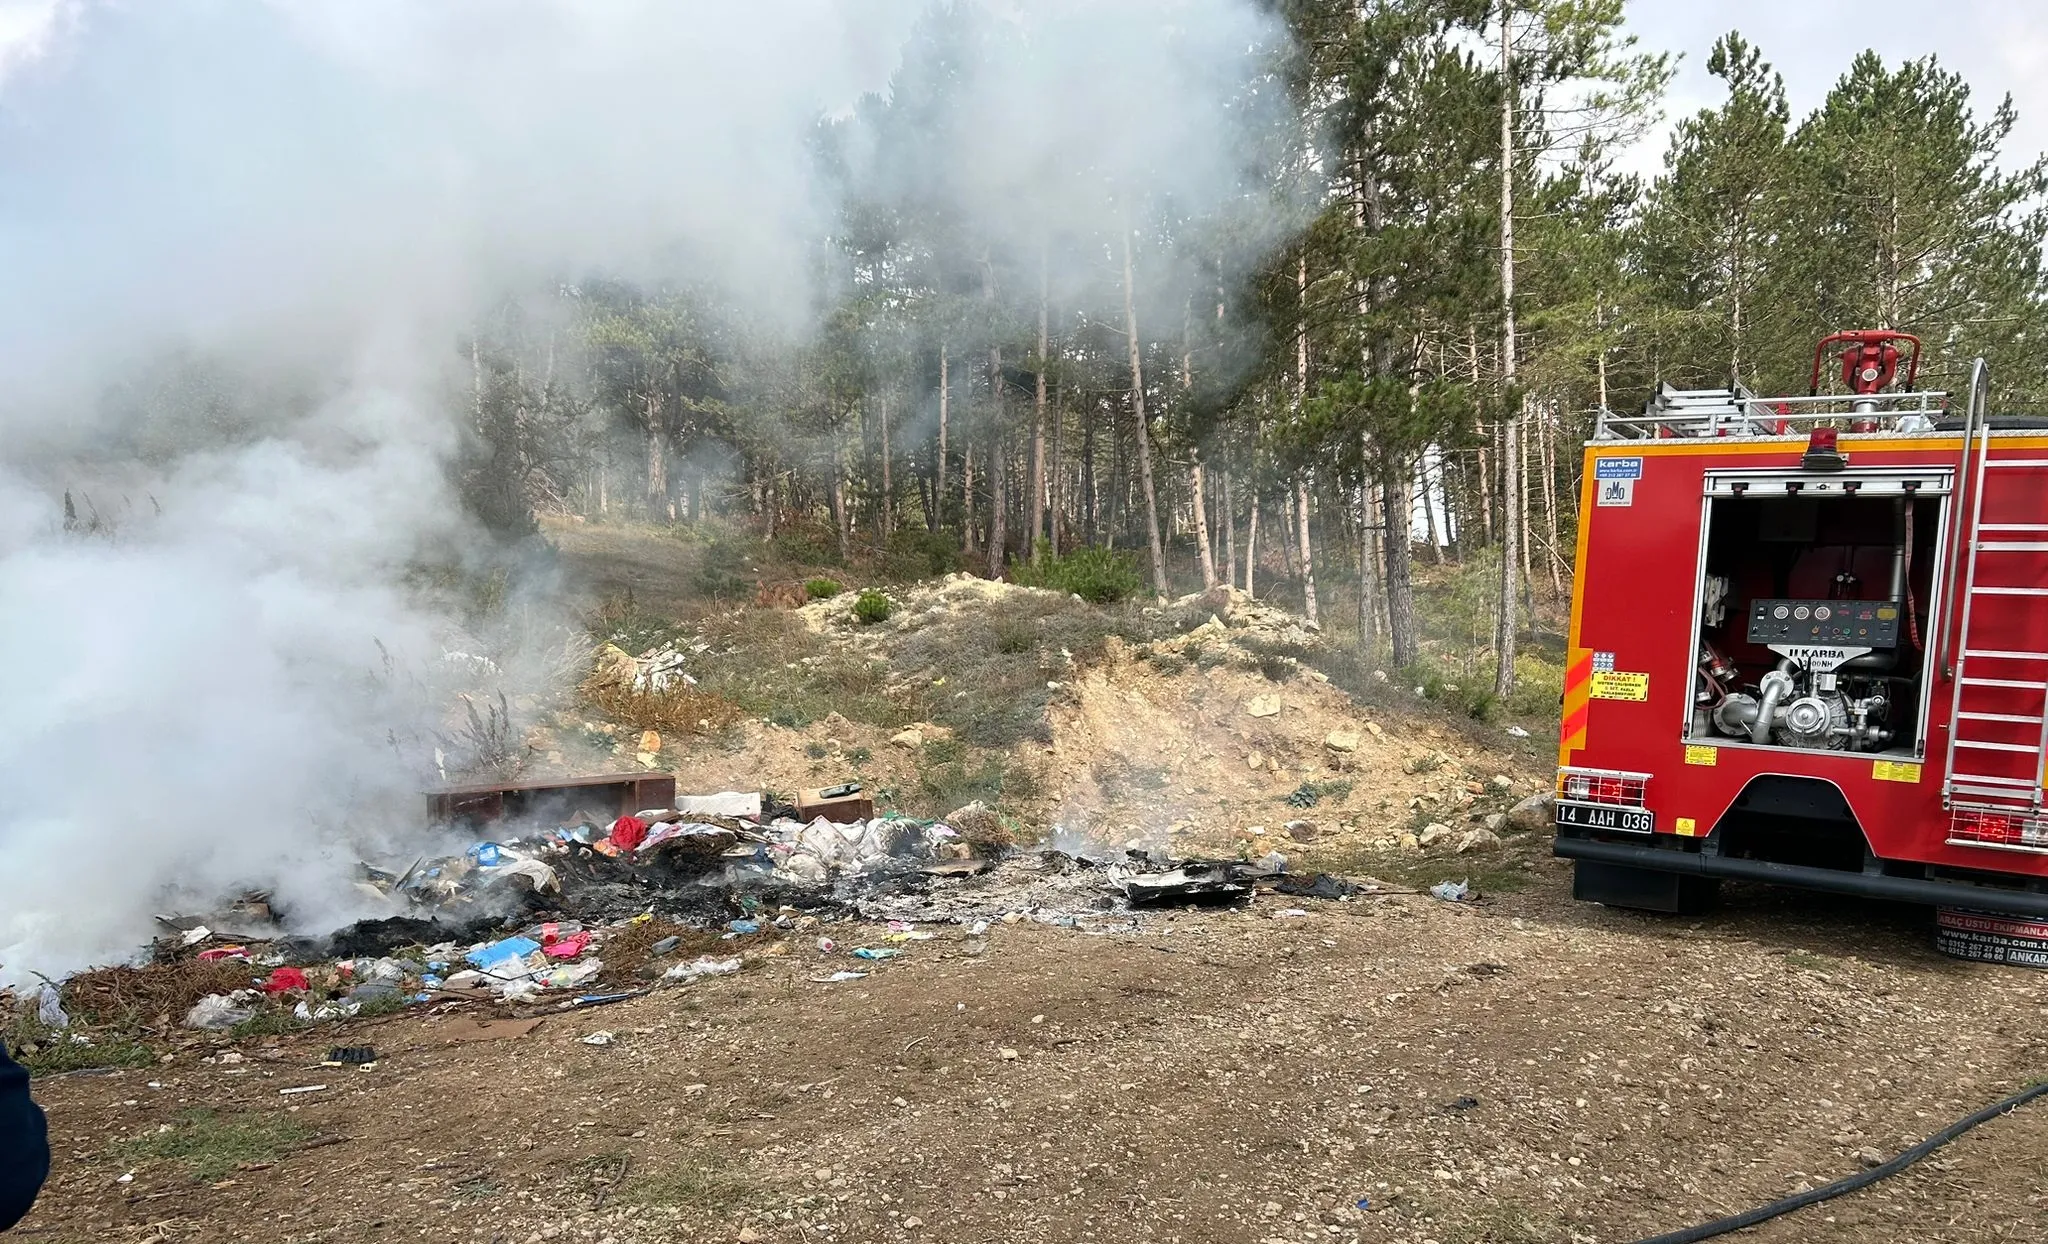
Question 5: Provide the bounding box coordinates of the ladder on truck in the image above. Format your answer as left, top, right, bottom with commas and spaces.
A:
1942, 358, 2048, 830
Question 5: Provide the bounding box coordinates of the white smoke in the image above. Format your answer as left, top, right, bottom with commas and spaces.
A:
0, 0, 1290, 981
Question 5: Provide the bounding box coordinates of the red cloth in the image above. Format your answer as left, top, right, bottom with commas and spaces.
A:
609, 815, 649, 852
263, 967, 309, 994
543, 932, 593, 960
197, 946, 249, 962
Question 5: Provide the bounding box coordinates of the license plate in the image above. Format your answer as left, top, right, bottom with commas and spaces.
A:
1556, 801, 1654, 834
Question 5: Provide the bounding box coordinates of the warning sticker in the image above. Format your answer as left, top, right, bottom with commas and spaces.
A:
1596, 477, 1635, 507
1592, 651, 1616, 672
1684, 745, 1717, 766
1590, 670, 1649, 701
1872, 760, 1923, 784
1676, 817, 1699, 837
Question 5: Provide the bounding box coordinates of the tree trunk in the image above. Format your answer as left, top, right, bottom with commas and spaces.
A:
1494, 0, 1521, 700
1355, 486, 1373, 653
935, 347, 949, 533
644, 392, 667, 521
1050, 372, 1066, 555
1518, 413, 1533, 596
1383, 452, 1418, 668
1031, 249, 1049, 561
1121, 220, 1170, 598
1420, 448, 1445, 563
879, 391, 893, 539
1184, 307, 1217, 588
1244, 500, 1259, 597
1191, 453, 1216, 587
1280, 486, 1299, 580
988, 433, 1007, 578
1541, 404, 1562, 594
1296, 477, 1319, 626
1222, 469, 1237, 590
962, 438, 977, 557
988, 334, 1007, 576
831, 434, 851, 563
1082, 407, 1098, 545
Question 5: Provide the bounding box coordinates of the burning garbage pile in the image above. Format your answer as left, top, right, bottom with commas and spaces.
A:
4, 772, 1367, 1061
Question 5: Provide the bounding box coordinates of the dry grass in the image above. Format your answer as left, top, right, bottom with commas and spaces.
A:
580, 681, 745, 739
63, 960, 266, 1031
598, 920, 730, 985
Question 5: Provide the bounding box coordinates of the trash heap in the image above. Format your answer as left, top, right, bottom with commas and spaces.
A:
23, 783, 1368, 1044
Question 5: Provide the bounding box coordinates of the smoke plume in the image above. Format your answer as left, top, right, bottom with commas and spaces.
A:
0, 0, 1289, 980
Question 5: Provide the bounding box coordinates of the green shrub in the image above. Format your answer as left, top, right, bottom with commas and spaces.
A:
853, 588, 894, 625
1013, 546, 1145, 604
1506, 652, 1565, 722
804, 577, 844, 600
881, 527, 966, 578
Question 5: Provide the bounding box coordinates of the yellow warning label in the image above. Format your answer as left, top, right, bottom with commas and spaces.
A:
1872, 760, 1923, 784
1676, 817, 1698, 837
1684, 745, 1718, 766
1590, 670, 1649, 701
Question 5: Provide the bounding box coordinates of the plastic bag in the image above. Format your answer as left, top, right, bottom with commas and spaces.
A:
35, 984, 68, 1030
186, 992, 259, 1031
662, 957, 741, 981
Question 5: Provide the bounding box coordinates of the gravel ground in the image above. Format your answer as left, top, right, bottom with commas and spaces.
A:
18, 855, 2048, 1244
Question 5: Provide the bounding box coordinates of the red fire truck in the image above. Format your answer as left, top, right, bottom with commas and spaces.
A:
1554, 330, 2048, 927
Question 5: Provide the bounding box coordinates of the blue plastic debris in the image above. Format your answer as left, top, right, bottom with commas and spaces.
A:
466, 936, 539, 969
729, 919, 761, 934
467, 842, 505, 868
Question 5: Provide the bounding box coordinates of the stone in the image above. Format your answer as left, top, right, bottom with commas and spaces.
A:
903, 1218, 923, 1230
1397, 833, 1421, 851
1245, 694, 1282, 718
1483, 812, 1507, 833
1506, 793, 1554, 834
1246, 752, 1266, 770
890, 727, 924, 749
1418, 822, 1455, 848
738, 1230, 763, 1243
1284, 820, 1318, 842
639, 729, 662, 754
1489, 774, 1514, 792
1325, 729, 1361, 753
1456, 828, 1503, 854
1365, 721, 1385, 740
998, 1048, 1019, 1061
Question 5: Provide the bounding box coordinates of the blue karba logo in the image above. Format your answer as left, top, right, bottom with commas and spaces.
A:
1594, 457, 1643, 480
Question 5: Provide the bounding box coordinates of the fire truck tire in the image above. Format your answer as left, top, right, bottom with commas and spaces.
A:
1572, 860, 1719, 915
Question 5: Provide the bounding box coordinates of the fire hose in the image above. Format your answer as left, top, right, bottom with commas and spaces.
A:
1628, 1078, 2048, 1244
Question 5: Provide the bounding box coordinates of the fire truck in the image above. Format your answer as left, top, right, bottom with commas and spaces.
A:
1554, 330, 2048, 928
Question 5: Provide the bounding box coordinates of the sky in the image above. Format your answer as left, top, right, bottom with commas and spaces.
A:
1623, 0, 2048, 174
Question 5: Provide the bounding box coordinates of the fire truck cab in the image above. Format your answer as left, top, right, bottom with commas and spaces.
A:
1555, 333, 2048, 919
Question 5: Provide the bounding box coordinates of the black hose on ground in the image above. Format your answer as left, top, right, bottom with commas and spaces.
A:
1629, 1079, 2048, 1244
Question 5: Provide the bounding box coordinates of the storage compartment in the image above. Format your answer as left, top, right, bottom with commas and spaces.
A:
1687, 484, 1944, 758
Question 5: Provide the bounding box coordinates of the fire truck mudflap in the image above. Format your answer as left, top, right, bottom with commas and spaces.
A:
1553, 342, 2048, 919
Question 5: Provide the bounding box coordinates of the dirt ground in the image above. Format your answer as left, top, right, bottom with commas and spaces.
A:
20, 856, 2048, 1244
